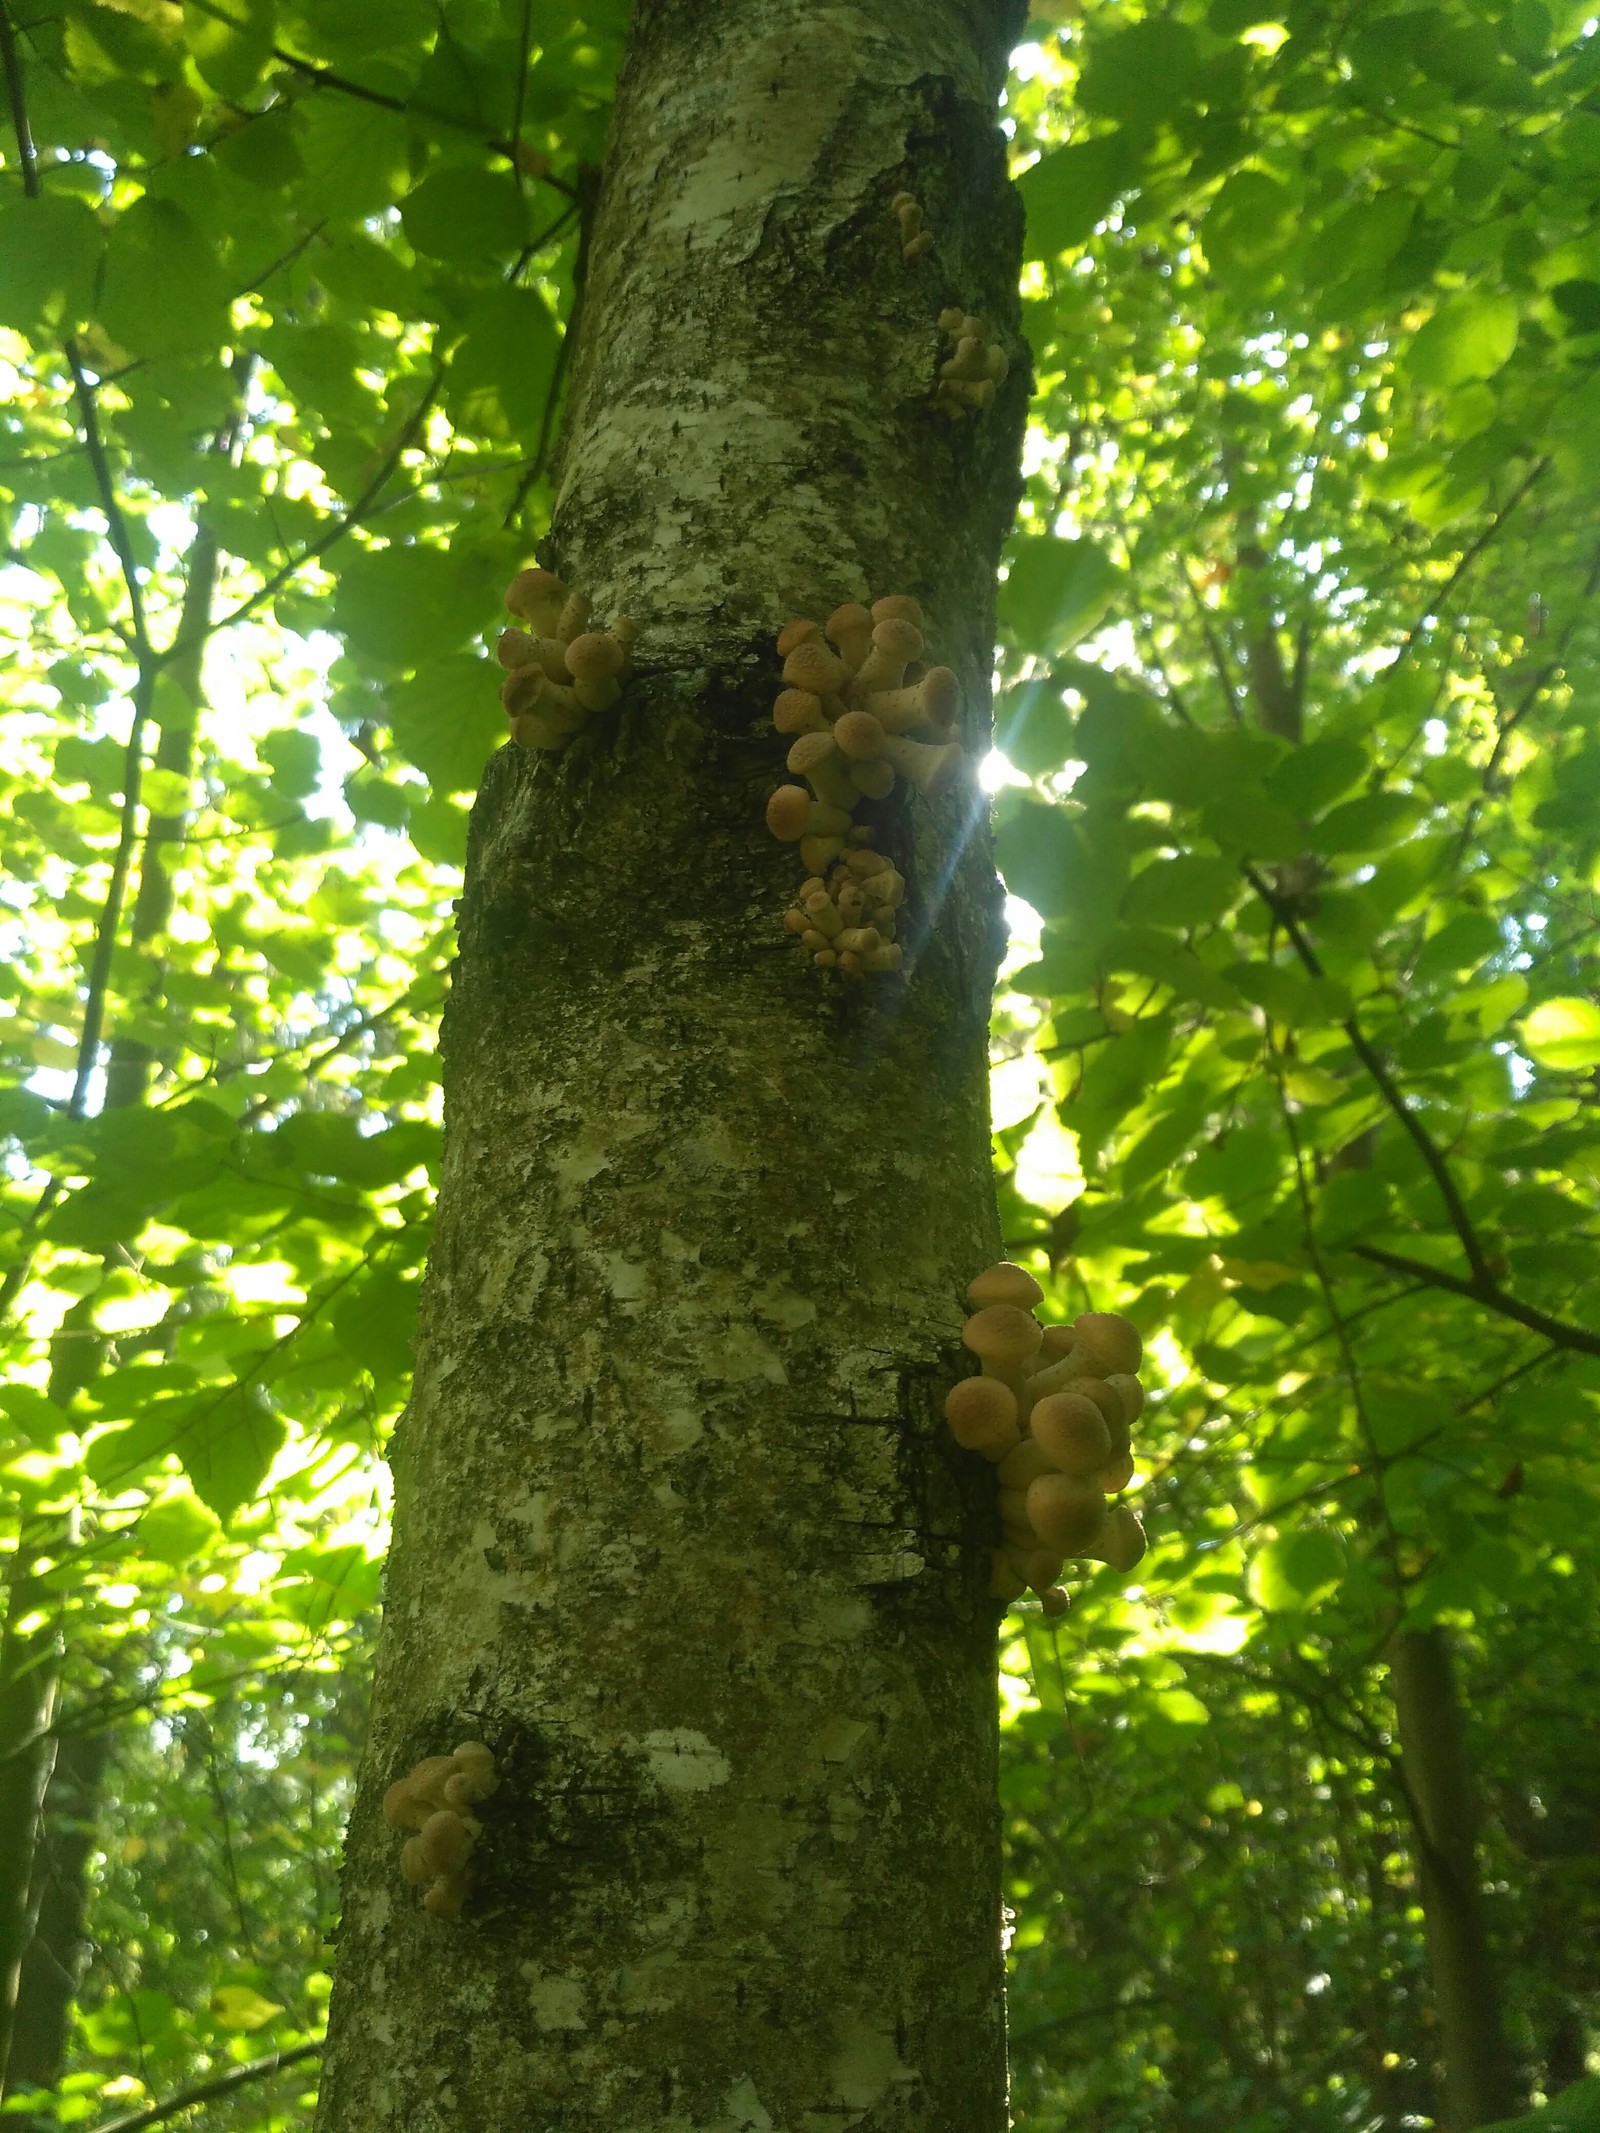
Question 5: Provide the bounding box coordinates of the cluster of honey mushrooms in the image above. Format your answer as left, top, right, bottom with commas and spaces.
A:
767, 598, 963, 978
934, 307, 1008, 419
496, 567, 639, 751
383, 1740, 499, 1922
946, 1263, 1148, 1617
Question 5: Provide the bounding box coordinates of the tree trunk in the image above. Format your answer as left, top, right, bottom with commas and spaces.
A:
316, 3, 1027, 2127
0, 1560, 65, 2083
5, 1727, 111, 2118
1389, 1625, 1520, 2129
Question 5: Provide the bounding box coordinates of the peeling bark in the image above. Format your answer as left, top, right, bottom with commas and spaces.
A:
316, 2, 1028, 2127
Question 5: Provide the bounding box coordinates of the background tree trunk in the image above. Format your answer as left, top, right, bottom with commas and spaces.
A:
4, 1727, 110, 2121
316, 1, 1028, 2126
0, 1557, 65, 2083
1390, 1625, 1521, 2129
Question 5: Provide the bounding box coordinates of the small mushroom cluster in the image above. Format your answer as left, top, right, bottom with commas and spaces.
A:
891, 190, 934, 262
934, 308, 1007, 419
946, 1262, 1147, 1617
382, 1740, 499, 1922
766, 597, 964, 977
781, 844, 906, 976
497, 567, 639, 752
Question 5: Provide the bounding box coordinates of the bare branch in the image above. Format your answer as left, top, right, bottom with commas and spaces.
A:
82, 2040, 323, 2133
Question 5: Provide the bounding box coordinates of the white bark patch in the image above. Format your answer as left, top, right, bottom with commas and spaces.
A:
817, 1716, 869, 1764
826, 2014, 915, 2109
640, 1728, 732, 1792
642, 1405, 704, 1457
711, 2076, 776, 2131
523, 1970, 588, 2032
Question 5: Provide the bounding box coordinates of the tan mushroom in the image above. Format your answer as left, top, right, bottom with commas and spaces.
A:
944, 1376, 1020, 1459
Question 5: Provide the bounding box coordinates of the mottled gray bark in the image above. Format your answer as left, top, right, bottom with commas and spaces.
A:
1390, 1626, 1520, 2129
316, 2, 1028, 2128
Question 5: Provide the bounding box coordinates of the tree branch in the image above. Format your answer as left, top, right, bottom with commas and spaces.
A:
1347, 1245, 1600, 1359
1241, 862, 1493, 1284
0, 0, 39, 198
83, 2040, 323, 2133
1390, 455, 1549, 674
190, 364, 445, 647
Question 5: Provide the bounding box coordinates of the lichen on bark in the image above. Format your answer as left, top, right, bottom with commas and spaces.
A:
316, 3, 1030, 2127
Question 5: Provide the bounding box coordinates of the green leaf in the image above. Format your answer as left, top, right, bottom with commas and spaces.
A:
210, 1985, 284, 2032
1520, 997, 1600, 1070
1203, 170, 1297, 279
993, 678, 1075, 775
99, 196, 228, 359
1406, 292, 1520, 387
1310, 791, 1425, 856
135, 1487, 221, 1568
446, 284, 561, 436
1249, 1526, 1344, 1611
1264, 736, 1367, 817
178, 1384, 287, 1523
1019, 135, 1141, 259
402, 164, 529, 262
1001, 538, 1123, 657
1077, 19, 1202, 125
332, 1266, 418, 1383
182, 0, 275, 97
1122, 854, 1241, 928
1412, 910, 1501, 981
0, 194, 104, 334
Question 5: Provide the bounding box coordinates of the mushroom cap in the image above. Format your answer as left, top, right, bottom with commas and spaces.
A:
918, 666, 960, 723
1100, 1450, 1135, 1493
765, 785, 813, 842
1031, 1391, 1113, 1478
867, 616, 924, 665
564, 631, 625, 682
1074, 1310, 1142, 1375
776, 618, 820, 658
500, 667, 544, 716
962, 1303, 1044, 1366
774, 688, 827, 734
420, 1809, 471, 1874
937, 306, 965, 333
400, 1836, 431, 1885
871, 593, 923, 628
947, 1365, 1019, 1450
1026, 1473, 1108, 1554
783, 640, 847, 695
832, 711, 886, 761
850, 758, 897, 800
1105, 1372, 1145, 1426
965, 1261, 1044, 1310
1085, 1504, 1146, 1572
996, 1438, 1055, 1491
1037, 1323, 1075, 1362
1020, 1547, 1065, 1593
826, 601, 872, 647
1070, 1378, 1132, 1456
382, 1780, 420, 1831
504, 567, 565, 623
496, 627, 537, 670
422, 1878, 465, 1921
786, 731, 838, 777
1039, 1585, 1071, 1618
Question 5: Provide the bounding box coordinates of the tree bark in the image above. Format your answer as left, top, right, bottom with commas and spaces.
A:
4, 1726, 110, 2117
1389, 1625, 1521, 2129
316, 2, 1027, 2127
0, 1558, 66, 2084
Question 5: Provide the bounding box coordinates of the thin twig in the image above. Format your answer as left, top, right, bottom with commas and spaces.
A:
82, 2041, 323, 2133
190, 365, 445, 648
1348, 1244, 1600, 1359
1389, 456, 1549, 674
